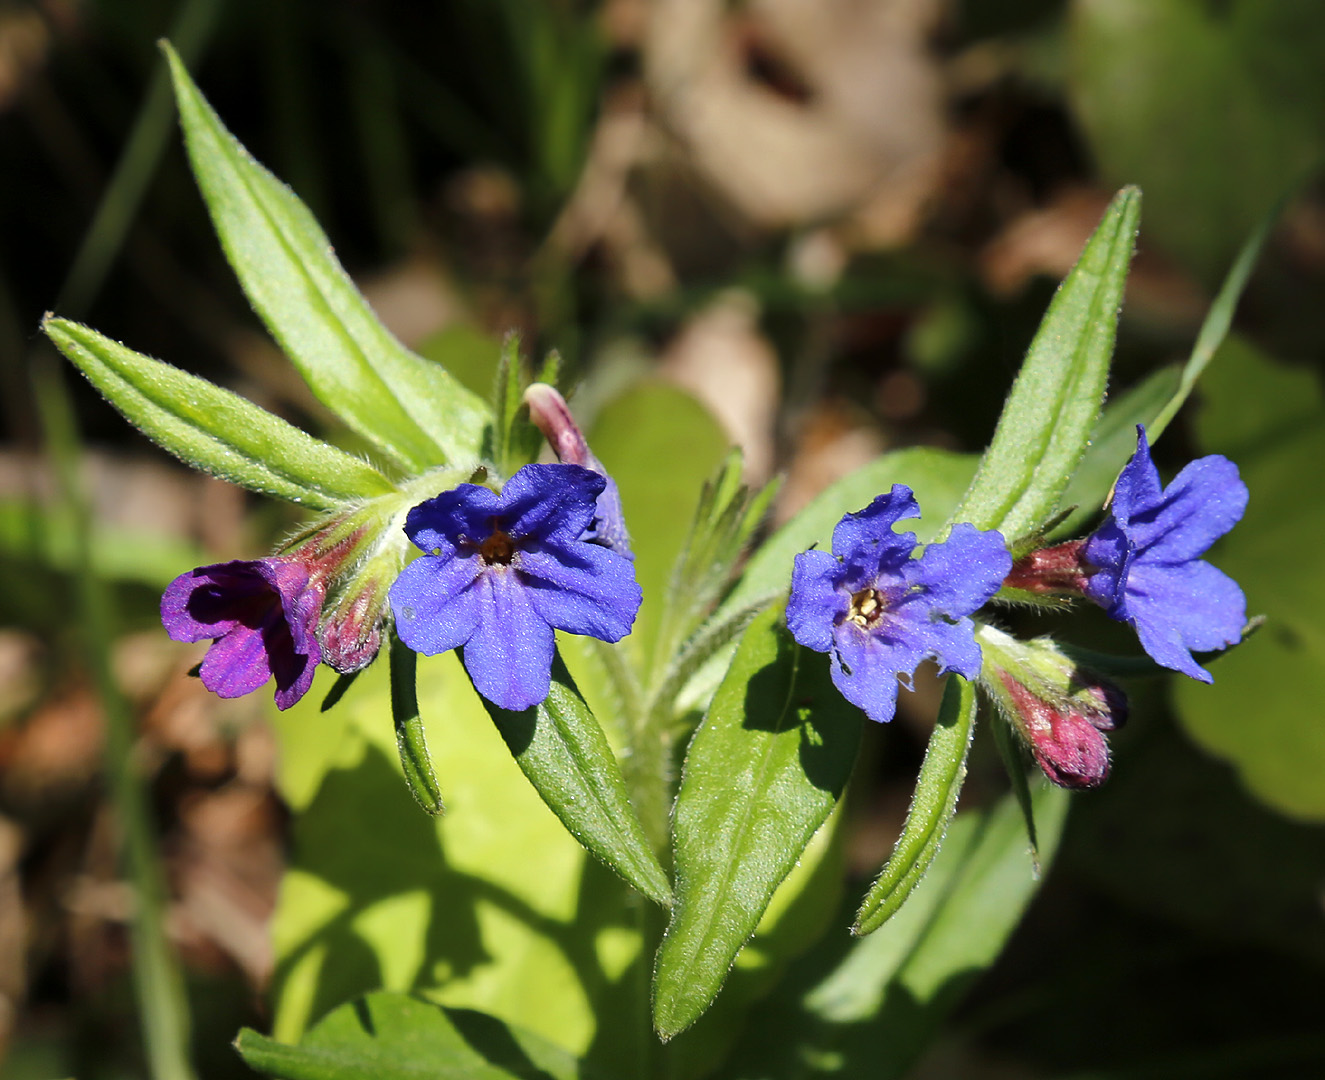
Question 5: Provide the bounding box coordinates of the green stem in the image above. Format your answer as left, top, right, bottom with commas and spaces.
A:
34, 359, 198, 1080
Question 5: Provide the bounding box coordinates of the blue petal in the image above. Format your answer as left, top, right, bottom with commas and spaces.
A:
462, 572, 557, 711
890, 603, 985, 679
1109, 426, 1165, 526
1129, 454, 1248, 563
787, 549, 848, 653
518, 543, 641, 642
908, 523, 1010, 617
405, 483, 502, 555
830, 624, 913, 723
1082, 520, 1134, 617
389, 554, 485, 655
1124, 559, 1246, 682
502, 463, 604, 545
831, 485, 919, 585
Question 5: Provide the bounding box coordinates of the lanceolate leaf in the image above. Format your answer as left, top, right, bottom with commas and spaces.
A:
236, 991, 588, 1080
652, 606, 864, 1040
44, 317, 394, 509
388, 634, 443, 816
483, 654, 672, 908
164, 43, 491, 473
949, 187, 1141, 542
853, 676, 976, 935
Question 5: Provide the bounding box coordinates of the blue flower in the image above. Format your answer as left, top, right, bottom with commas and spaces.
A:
389, 462, 642, 710
161, 558, 325, 710
1082, 426, 1247, 683
786, 485, 1011, 724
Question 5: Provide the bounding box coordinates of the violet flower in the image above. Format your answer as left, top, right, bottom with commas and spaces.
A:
161, 558, 325, 710
523, 383, 633, 558
389, 462, 642, 711
786, 485, 1011, 724
1082, 426, 1247, 683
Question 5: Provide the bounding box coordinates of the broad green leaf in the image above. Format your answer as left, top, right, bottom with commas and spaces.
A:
389, 635, 443, 816
164, 44, 491, 472
237, 991, 588, 1080
482, 654, 673, 907
723, 447, 979, 620
853, 676, 976, 935
652, 606, 864, 1040
1069, 0, 1325, 280
44, 317, 394, 509
949, 187, 1140, 543
715, 784, 1070, 1080
268, 656, 644, 1064
1175, 338, 1325, 819
588, 380, 729, 670
1052, 364, 1181, 539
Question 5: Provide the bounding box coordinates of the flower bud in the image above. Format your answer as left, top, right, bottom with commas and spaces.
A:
318, 554, 395, 674
523, 383, 633, 558
977, 626, 1128, 790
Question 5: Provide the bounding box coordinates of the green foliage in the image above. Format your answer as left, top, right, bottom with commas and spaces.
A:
43, 317, 395, 510
1069, 0, 1325, 280
236, 991, 591, 1079
949, 186, 1141, 547
714, 784, 1070, 1080
164, 44, 491, 473
853, 677, 977, 935
1175, 338, 1325, 820
482, 654, 673, 907
652, 606, 864, 1039
389, 634, 444, 816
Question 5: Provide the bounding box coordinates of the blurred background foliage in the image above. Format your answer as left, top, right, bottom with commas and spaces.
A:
1, 0, 1323, 1076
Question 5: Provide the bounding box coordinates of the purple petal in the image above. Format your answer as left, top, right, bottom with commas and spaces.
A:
1123, 559, 1246, 682
831, 486, 920, 584
1109, 427, 1165, 526
786, 549, 847, 653
1082, 519, 1134, 617
390, 553, 486, 656
908, 523, 1010, 617
501, 463, 604, 545
462, 572, 557, 711
1127, 454, 1248, 563
517, 544, 641, 642
161, 560, 275, 642
830, 625, 913, 723
404, 483, 503, 555
198, 624, 273, 699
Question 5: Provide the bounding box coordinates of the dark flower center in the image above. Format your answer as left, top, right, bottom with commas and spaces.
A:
847, 587, 886, 628
479, 528, 517, 565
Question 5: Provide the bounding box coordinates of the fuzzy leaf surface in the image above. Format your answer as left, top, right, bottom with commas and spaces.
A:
652, 606, 864, 1039
44, 317, 393, 509
949, 186, 1140, 541
166, 45, 490, 472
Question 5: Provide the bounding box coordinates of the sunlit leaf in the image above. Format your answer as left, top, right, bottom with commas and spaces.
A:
44, 317, 394, 509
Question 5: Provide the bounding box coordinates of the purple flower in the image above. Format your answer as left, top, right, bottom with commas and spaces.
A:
1082, 426, 1247, 683
389, 462, 642, 711
161, 558, 325, 710
786, 485, 1011, 724
524, 383, 633, 558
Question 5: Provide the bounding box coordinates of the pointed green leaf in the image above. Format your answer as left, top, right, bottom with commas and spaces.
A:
388, 634, 443, 816
164, 43, 490, 472
482, 654, 672, 907
44, 317, 394, 509
236, 991, 589, 1080
949, 187, 1141, 540
853, 675, 976, 935
652, 606, 864, 1040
